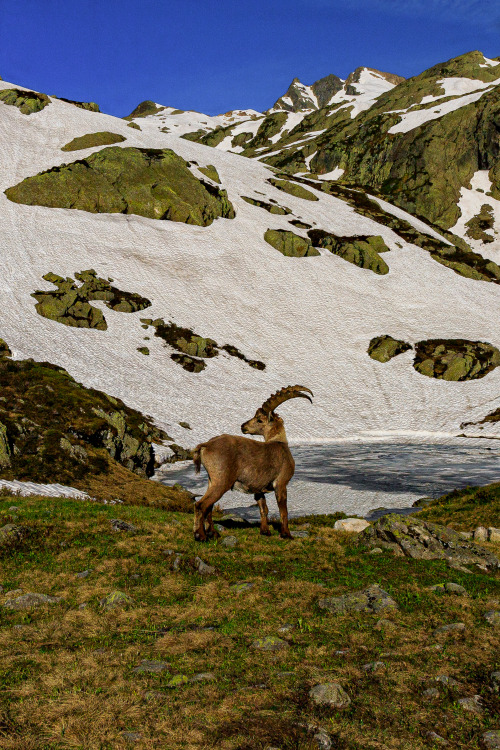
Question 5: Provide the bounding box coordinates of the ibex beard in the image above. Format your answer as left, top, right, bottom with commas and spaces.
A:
192, 385, 313, 541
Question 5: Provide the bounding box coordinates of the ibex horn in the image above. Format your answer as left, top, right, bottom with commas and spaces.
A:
260, 384, 314, 415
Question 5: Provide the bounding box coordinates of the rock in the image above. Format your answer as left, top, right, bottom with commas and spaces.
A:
459, 531, 473, 540
120, 731, 142, 744
190, 672, 215, 683
483, 730, 500, 749
8, 506, 19, 512
78, 603, 88, 610
230, 581, 254, 594
318, 584, 398, 615
166, 674, 189, 688
484, 610, 500, 627
6, 147, 236, 227
473, 526, 489, 541
432, 623, 466, 636
413, 340, 500, 381
251, 636, 289, 651
110, 518, 137, 532
429, 582, 468, 595
99, 591, 134, 610
76, 569, 92, 579
277, 623, 295, 633
242, 195, 290, 215
308, 231, 390, 274
368, 335, 412, 363
312, 728, 332, 749
368, 547, 383, 554
434, 675, 459, 687
426, 732, 448, 745
489, 528, 500, 542
457, 695, 483, 713
309, 682, 351, 709
362, 661, 385, 672
0, 338, 12, 358
269, 177, 319, 202
4, 589, 22, 597
0, 87, 50, 114
197, 165, 221, 183
491, 671, 500, 693
3, 592, 62, 610
221, 535, 238, 549
61, 132, 126, 152
334, 518, 371, 532
422, 688, 440, 699
264, 229, 319, 258
291, 530, 309, 538
360, 514, 500, 570
0, 524, 24, 548
133, 660, 169, 674
194, 556, 216, 576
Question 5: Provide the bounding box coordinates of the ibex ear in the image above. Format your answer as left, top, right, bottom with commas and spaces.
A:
267, 411, 275, 423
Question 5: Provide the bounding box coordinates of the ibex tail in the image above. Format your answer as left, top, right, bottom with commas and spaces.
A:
193, 443, 207, 474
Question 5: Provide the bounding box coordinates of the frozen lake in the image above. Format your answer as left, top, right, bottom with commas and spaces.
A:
157, 439, 500, 520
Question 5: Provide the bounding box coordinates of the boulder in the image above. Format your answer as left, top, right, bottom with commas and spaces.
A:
0, 87, 50, 114
61, 132, 126, 152
100, 591, 135, 610
264, 229, 319, 257
318, 583, 398, 615
0, 524, 23, 548
3, 592, 61, 610
308, 230, 390, 274
359, 514, 500, 570
368, 335, 412, 363
251, 635, 289, 651
309, 682, 351, 709
413, 339, 500, 381
334, 518, 371, 532
483, 731, 500, 750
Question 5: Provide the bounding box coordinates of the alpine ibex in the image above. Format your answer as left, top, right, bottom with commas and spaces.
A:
192, 385, 313, 541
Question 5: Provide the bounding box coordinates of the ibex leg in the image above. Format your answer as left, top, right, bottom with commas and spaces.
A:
255, 492, 271, 536
275, 484, 292, 539
205, 507, 220, 539
194, 485, 228, 542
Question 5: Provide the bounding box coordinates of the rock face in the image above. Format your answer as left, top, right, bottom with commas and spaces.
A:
413, 339, 500, 381
0, 356, 169, 483
197, 165, 221, 183
308, 230, 390, 273
269, 177, 319, 201
61, 132, 126, 152
264, 229, 319, 257
5, 147, 235, 227
360, 514, 500, 570
318, 584, 398, 615
465, 204, 495, 243
0, 87, 50, 114
32, 269, 151, 330
54, 97, 100, 112
124, 100, 165, 119
368, 335, 412, 363
142, 318, 265, 373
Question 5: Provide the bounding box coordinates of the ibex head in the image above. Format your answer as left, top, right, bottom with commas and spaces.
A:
241, 385, 313, 441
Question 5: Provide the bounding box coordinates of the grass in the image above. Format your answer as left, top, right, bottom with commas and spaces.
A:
0, 489, 498, 749
416, 482, 500, 530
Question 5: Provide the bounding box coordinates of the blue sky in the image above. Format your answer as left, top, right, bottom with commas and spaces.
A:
1, 0, 499, 117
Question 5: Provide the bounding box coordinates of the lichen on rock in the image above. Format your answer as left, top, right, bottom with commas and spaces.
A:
465, 204, 495, 243
32, 269, 152, 330
61, 132, 126, 152
241, 196, 291, 215
413, 339, 500, 381
308, 229, 390, 273
0, 87, 50, 115
5, 147, 235, 227
0, 339, 11, 357
368, 335, 412, 362
269, 177, 319, 201
264, 229, 319, 257
197, 165, 221, 183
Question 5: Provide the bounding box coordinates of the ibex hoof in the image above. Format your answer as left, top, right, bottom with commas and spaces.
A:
206, 529, 220, 540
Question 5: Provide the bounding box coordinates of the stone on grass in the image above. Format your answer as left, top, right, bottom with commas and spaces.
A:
318, 584, 398, 615
362, 661, 385, 672
434, 675, 459, 687
432, 622, 466, 636
76, 569, 92, 579
423, 688, 440, 699
489, 528, 500, 542
194, 556, 216, 575
309, 682, 351, 709
230, 581, 254, 594
291, 530, 309, 538
473, 526, 488, 541
313, 728, 332, 749
3, 592, 61, 610
133, 659, 168, 674
8, 506, 19, 512
368, 547, 383, 554
277, 623, 295, 633
121, 731, 142, 744
0, 524, 24, 548
429, 582, 467, 595
251, 636, 289, 651
484, 610, 500, 627
426, 732, 448, 745
167, 674, 189, 688
374, 618, 398, 631
491, 671, 500, 692
334, 518, 370, 533
457, 695, 483, 713
221, 535, 238, 548
100, 591, 134, 610
190, 672, 215, 683
110, 518, 137, 532
483, 730, 500, 749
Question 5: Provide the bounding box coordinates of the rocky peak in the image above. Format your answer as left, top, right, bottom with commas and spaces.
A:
272, 78, 319, 113
311, 74, 344, 108
345, 67, 405, 88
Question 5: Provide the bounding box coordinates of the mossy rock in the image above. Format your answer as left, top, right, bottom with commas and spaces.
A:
6, 147, 235, 227
143, 319, 265, 372
197, 165, 221, 183
0, 339, 11, 357
264, 229, 319, 257
124, 100, 165, 120
53, 97, 100, 112
137, 347, 150, 356
241, 196, 290, 215
32, 269, 152, 330
308, 230, 390, 274
269, 178, 319, 201
245, 112, 288, 150
465, 204, 495, 243
127, 122, 141, 130
231, 131, 253, 148
413, 339, 500, 381
368, 335, 412, 363
61, 132, 126, 152
0, 88, 50, 115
